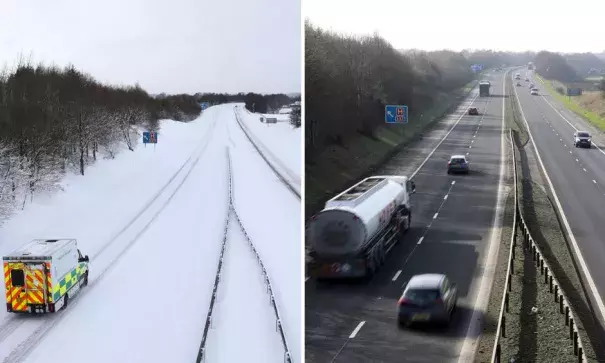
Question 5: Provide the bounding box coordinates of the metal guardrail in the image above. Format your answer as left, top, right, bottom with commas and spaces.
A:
196, 148, 293, 363
491, 130, 586, 363
233, 106, 301, 199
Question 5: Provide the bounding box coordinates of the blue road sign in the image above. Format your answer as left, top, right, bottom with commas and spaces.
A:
385, 105, 409, 124
567, 88, 582, 96
143, 131, 158, 144
200, 102, 209, 110
471, 64, 483, 73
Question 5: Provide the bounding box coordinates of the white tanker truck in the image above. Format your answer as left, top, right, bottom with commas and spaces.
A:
307, 175, 416, 279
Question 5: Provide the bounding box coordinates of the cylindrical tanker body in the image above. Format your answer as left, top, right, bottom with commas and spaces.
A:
307, 175, 415, 279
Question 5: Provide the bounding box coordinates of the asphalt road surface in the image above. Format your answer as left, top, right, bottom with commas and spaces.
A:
305, 70, 509, 363
513, 71, 605, 328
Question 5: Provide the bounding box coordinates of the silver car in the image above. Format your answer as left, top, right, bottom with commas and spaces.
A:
397, 274, 458, 327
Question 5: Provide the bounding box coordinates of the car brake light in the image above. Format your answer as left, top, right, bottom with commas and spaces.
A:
398, 297, 410, 305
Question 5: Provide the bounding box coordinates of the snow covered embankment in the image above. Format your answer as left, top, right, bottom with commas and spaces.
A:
233, 106, 301, 198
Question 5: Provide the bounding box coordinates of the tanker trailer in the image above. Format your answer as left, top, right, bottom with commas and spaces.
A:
307, 175, 416, 279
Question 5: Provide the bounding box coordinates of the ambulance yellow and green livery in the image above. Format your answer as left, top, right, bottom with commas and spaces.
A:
3, 239, 89, 314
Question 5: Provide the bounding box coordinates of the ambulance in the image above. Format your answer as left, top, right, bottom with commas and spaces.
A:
3, 239, 89, 314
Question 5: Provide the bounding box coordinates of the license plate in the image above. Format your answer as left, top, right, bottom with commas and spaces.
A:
411, 313, 430, 321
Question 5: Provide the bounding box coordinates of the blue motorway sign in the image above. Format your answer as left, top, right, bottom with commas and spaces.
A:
200, 102, 210, 110
385, 105, 409, 124
566, 88, 582, 96
143, 131, 158, 144
471, 64, 483, 73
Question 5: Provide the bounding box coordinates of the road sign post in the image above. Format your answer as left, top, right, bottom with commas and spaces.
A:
385, 105, 409, 124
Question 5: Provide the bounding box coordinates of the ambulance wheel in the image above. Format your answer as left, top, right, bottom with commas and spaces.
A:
83, 272, 89, 287
62, 294, 69, 310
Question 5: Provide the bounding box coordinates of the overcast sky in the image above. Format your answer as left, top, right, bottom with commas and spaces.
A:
0, 0, 300, 95
306, 0, 605, 53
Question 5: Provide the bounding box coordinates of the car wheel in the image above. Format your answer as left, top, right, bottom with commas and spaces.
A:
447, 170, 451, 175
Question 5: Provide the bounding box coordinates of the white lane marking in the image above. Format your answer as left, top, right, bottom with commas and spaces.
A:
433, 213, 439, 219
466, 152, 470, 156
458, 70, 510, 363
458, 68, 509, 363
560, 138, 563, 141
584, 168, 587, 172
305, 277, 310, 282
452, 180, 456, 185
540, 94, 605, 155
469, 145, 472, 149
444, 194, 449, 200
349, 321, 365, 339
417, 237, 424, 245
512, 72, 605, 324
410, 93, 480, 179
471, 140, 474, 143
593, 180, 597, 184
392, 270, 402, 281
570, 151, 572, 154
576, 158, 579, 162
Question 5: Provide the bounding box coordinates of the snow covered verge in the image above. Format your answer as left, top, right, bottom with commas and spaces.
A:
0, 104, 301, 363
235, 104, 301, 196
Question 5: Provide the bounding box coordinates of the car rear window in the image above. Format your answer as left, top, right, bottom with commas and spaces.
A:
578, 132, 590, 137
404, 289, 441, 303
450, 158, 466, 164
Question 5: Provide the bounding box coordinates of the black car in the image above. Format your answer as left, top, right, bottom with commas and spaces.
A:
468, 107, 479, 115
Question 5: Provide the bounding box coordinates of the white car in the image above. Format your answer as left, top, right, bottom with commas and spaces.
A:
574, 131, 592, 148
530, 88, 539, 95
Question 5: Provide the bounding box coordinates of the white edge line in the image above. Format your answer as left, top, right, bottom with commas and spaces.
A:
410, 92, 480, 179
540, 92, 605, 156
444, 194, 449, 200
349, 321, 365, 339
417, 236, 424, 245
457, 68, 509, 362
392, 270, 402, 281
515, 72, 605, 321
433, 213, 438, 219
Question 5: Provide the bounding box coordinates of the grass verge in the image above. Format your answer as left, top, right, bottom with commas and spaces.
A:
305, 80, 476, 219
534, 74, 605, 132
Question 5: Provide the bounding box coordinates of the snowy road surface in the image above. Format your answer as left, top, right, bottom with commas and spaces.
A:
0, 104, 300, 363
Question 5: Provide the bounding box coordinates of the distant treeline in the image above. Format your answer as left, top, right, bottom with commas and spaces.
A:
534, 50, 605, 86
305, 21, 535, 160
193, 92, 300, 114
0, 62, 200, 219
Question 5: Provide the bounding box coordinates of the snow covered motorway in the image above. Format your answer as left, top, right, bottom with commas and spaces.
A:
0, 104, 301, 363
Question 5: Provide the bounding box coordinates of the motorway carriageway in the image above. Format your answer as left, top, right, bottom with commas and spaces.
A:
306, 70, 510, 363
514, 70, 605, 331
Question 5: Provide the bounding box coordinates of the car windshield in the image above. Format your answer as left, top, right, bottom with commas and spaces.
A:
578, 132, 590, 137
403, 289, 440, 303
450, 158, 466, 164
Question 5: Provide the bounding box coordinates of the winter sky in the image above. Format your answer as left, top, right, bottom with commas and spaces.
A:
0, 0, 300, 95
305, 0, 605, 53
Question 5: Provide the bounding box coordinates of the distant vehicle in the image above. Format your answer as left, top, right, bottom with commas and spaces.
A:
517, 82, 522, 86
397, 274, 458, 327
447, 155, 470, 174
528, 62, 534, 70
530, 88, 539, 95
3, 239, 89, 314
468, 107, 479, 115
515, 73, 521, 80
574, 131, 592, 148
479, 81, 490, 97
307, 176, 416, 279
525, 78, 530, 82
529, 83, 534, 88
